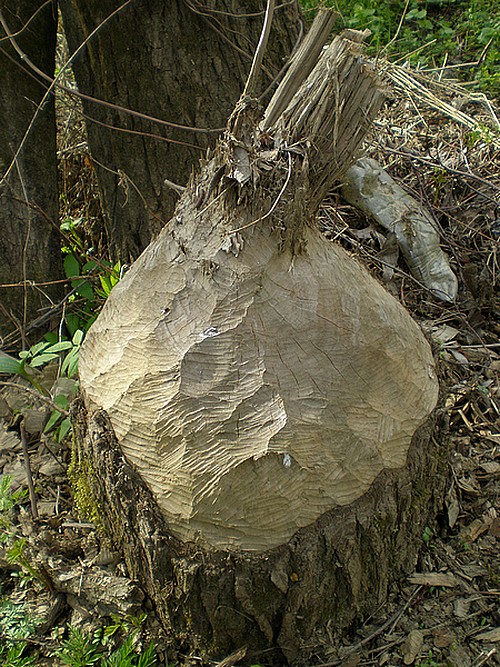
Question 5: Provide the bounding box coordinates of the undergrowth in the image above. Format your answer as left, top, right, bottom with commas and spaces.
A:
300, 0, 500, 97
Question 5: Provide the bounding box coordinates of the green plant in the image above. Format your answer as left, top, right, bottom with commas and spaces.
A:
0, 475, 28, 532
416, 649, 443, 667
5, 538, 46, 588
422, 525, 432, 544
299, 0, 500, 97
103, 614, 147, 643
0, 642, 37, 667
0, 598, 41, 666
55, 626, 102, 667
53, 624, 157, 667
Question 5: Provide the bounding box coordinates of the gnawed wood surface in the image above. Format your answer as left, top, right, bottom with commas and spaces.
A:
77, 30, 446, 662
80, 222, 438, 552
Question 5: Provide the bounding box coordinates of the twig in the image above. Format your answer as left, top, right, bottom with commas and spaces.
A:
228, 150, 292, 234
19, 420, 38, 520
0, 44, 218, 146
242, 0, 275, 98
313, 586, 424, 667
164, 178, 186, 195
0, 0, 52, 44
0, 382, 70, 417
0, 1, 130, 185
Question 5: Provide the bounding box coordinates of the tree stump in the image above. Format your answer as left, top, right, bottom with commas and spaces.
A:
76, 31, 447, 664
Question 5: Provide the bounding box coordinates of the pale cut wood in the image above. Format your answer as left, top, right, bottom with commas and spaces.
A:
80, 222, 438, 552
262, 8, 338, 128
80, 37, 438, 553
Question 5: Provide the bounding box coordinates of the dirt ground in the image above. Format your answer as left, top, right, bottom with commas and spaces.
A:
0, 57, 499, 666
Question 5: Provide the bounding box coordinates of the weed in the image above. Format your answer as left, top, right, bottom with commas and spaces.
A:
300, 0, 500, 97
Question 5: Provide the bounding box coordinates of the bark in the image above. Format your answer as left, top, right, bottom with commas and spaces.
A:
0, 0, 62, 344
76, 32, 448, 663
59, 0, 303, 261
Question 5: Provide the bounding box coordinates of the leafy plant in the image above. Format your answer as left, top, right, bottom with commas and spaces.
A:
0, 642, 37, 667
55, 626, 102, 667
299, 0, 500, 96
0, 475, 28, 530
0, 598, 41, 666
54, 624, 157, 667
0, 329, 83, 442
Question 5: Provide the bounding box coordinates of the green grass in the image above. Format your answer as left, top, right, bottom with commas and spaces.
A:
300, 0, 500, 97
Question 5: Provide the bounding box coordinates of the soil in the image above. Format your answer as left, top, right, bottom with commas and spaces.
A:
0, 55, 499, 667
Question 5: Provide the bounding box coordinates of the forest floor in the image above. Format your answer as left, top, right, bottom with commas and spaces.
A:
0, 51, 499, 667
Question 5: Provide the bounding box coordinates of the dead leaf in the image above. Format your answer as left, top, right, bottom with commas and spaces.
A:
403, 629, 424, 664
409, 572, 459, 587
460, 518, 489, 543
433, 627, 455, 648
475, 627, 500, 642
489, 517, 500, 538
341, 653, 361, 667
454, 598, 472, 619
480, 461, 500, 475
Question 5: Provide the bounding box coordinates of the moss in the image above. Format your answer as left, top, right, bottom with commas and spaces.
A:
67, 441, 103, 530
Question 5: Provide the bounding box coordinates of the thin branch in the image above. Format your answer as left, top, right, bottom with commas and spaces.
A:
0, 382, 71, 417
0, 0, 52, 43
243, 0, 276, 98
20, 421, 39, 520
0, 44, 221, 143
0, 0, 134, 186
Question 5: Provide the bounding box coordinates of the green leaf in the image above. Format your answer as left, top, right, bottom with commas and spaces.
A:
82, 259, 98, 273
28, 353, 59, 368
65, 313, 82, 337
99, 274, 113, 297
44, 341, 73, 354
137, 642, 157, 667
29, 340, 50, 356
57, 418, 72, 442
74, 279, 94, 301
61, 348, 79, 377
0, 354, 23, 375
44, 409, 62, 433
72, 329, 84, 346
64, 253, 80, 279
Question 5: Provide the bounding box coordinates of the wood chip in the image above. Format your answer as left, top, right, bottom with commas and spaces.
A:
403, 629, 424, 664
460, 518, 490, 543
489, 517, 500, 538
216, 647, 247, 667
433, 627, 456, 648
475, 627, 500, 642
409, 572, 459, 587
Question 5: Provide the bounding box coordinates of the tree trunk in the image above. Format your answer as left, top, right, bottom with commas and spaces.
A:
75, 29, 448, 664
59, 0, 302, 261
0, 0, 62, 344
